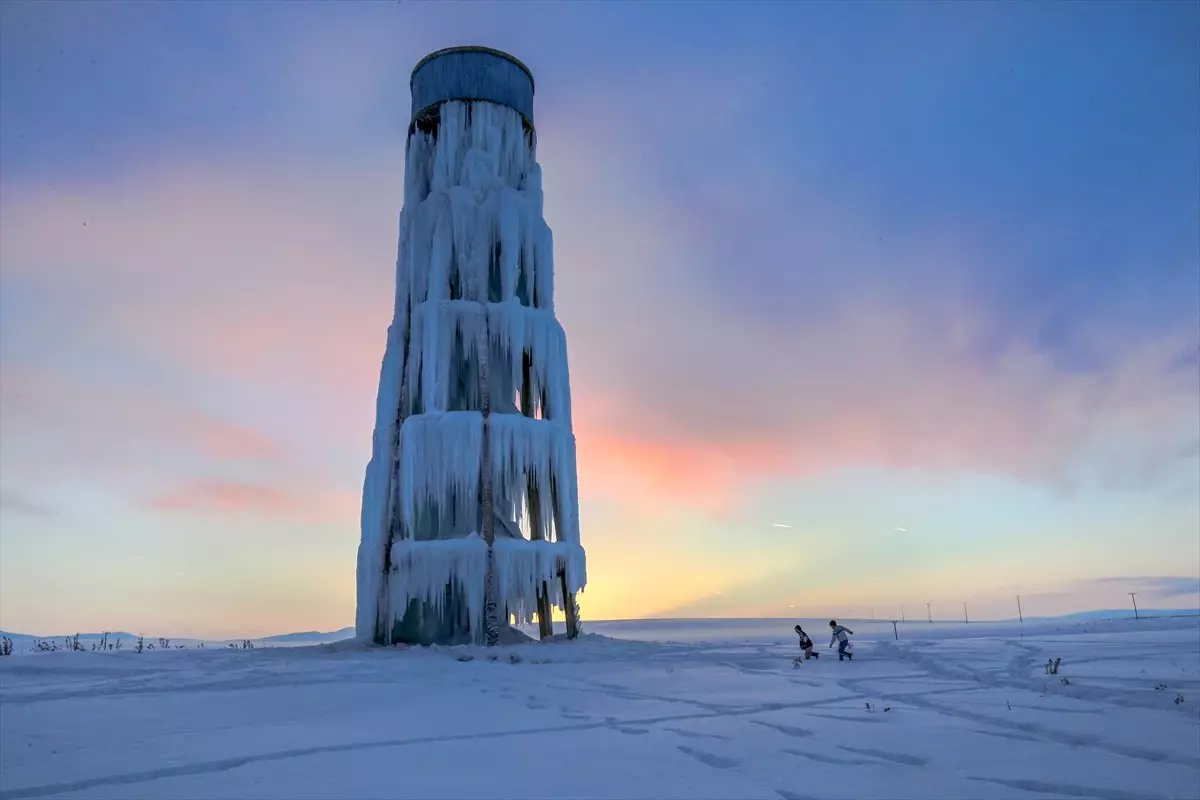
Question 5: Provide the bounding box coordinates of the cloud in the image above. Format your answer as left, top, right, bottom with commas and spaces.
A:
146, 477, 357, 524
0, 46, 1195, 521
0, 488, 56, 518
1089, 575, 1200, 601
148, 478, 294, 514
0, 161, 397, 397
0, 367, 285, 472
551, 96, 1197, 510
0, 365, 361, 527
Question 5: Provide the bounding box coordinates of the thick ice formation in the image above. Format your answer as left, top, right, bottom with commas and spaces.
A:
387, 534, 587, 637
356, 99, 585, 644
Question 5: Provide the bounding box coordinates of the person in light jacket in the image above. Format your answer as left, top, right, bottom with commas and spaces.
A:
828, 620, 854, 661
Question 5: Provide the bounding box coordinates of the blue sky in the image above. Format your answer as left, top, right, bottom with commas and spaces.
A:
1, 1, 1197, 636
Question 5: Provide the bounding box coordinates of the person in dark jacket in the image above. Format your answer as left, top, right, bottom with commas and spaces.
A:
794, 625, 818, 660
829, 620, 854, 661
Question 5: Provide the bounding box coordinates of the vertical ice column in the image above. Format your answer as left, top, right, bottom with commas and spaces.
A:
355, 47, 586, 646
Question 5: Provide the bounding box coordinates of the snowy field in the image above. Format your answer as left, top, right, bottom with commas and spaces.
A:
2, 617, 1198, 800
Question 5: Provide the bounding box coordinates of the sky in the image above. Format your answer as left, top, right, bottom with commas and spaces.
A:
1, 1, 1197, 638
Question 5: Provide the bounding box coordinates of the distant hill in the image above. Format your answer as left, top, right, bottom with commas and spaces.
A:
0, 628, 354, 653
1023, 609, 1199, 622
260, 628, 355, 644
4, 609, 1198, 651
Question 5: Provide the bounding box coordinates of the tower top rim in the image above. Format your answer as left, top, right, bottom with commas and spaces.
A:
410, 46, 535, 93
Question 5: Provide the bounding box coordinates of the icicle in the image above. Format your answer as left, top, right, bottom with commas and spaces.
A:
427, 194, 453, 303
356, 297, 414, 636
396, 411, 483, 539
406, 300, 487, 415
496, 188, 522, 302
388, 536, 585, 636
488, 414, 578, 543
404, 131, 434, 204
490, 539, 587, 624
533, 221, 555, 313
487, 301, 572, 426
431, 102, 468, 194
392, 208, 412, 320
524, 162, 544, 223
389, 535, 489, 637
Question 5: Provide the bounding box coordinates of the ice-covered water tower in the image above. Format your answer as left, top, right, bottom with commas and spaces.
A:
356, 46, 586, 646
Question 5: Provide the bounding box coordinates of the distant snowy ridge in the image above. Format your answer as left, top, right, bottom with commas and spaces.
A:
260, 627, 355, 644
1022, 608, 1199, 621
3, 609, 1196, 649
0, 628, 356, 653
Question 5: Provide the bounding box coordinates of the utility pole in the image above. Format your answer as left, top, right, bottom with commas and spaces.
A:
1128, 592, 1140, 620
901, 604, 906, 622
1017, 595, 1023, 623
891, 620, 898, 640
963, 602, 969, 623
926, 602, 932, 623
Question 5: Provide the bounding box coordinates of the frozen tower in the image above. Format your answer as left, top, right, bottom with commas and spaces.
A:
356, 47, 585, 646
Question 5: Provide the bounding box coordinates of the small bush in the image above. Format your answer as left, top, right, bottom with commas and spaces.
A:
135, 635, 145, 654
1045, 657, 1062, 675
0, 636, 12, 656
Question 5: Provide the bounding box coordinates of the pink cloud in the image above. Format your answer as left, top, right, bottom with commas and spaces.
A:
149, 477, 295, 514
0, 161, 397, 393
0, 367, 284, 468
146, 476, 359, 524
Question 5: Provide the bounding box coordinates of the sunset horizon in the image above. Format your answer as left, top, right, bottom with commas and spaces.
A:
2, 2, 1197, 640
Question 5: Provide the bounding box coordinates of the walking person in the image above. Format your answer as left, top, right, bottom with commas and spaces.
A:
828, 620, 854, 661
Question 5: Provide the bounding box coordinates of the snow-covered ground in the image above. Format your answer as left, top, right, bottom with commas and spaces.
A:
2, 617, 1197, 800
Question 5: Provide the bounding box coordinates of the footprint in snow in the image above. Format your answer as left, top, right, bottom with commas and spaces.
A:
751, 720, 814, 738
776, 791, 819, 800
666, 727, 729, 741
676, 745, 739, 770
836, 745, 928, 766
